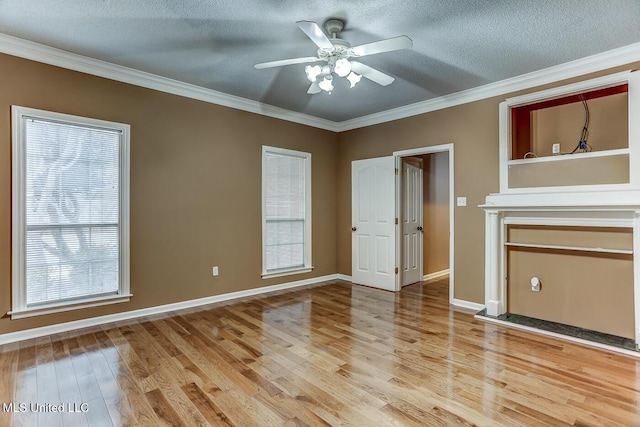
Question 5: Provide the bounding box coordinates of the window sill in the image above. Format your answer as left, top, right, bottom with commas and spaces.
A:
8, 294, 132, 320
261, 267, 314, 279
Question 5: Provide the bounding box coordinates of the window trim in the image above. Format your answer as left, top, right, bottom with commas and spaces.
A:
261, 145, 312, 279
10, 106, 131, 319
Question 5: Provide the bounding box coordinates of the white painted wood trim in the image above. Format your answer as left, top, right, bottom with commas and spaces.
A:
393, 144, 455, 303
475, 314, 639, 358
2, 34, 640, 132
633, 211, 640, 345
504, 242, 633, 255
504, 70, 631, 106
336, 274, 352, 282
10, 106, 131, 319
452, 299, 485, 312
261, 146, 312, 277
503, 216, 633, 227
422, 269, 450, 282
0, 274, 342, 346
501, 71, 638, 193
507, 148, 629, 165
484, 210, 504, 316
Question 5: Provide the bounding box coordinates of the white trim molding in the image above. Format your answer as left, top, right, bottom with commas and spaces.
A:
2, 33, 640, 132
0, 274, 342, 346
475, 314, 640, 359
337, 43, 640, 131
11, 106, 131, 320
0, 33, 336, 132
393, 144, 455, 304
423, 269, 450, 282
452, 299, 485, 312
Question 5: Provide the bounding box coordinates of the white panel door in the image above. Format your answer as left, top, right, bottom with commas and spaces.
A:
402, 160, 423, 286
351, 156, 396, 291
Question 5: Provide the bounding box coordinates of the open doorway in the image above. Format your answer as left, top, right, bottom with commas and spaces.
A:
395, 144, 454, 302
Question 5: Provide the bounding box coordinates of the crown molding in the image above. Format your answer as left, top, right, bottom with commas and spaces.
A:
335, 42, 640, 132
2, 32, 640, 133
0, 33, 338, 132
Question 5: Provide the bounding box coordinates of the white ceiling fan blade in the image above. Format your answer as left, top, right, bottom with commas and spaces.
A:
350, 61, 395, 86
296, 21, 334, 49
307, 82, 321, 94
351, 35, 413, 57
254, 56, 321, 69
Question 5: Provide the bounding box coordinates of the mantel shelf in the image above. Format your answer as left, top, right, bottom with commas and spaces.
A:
504, 242, 633, 255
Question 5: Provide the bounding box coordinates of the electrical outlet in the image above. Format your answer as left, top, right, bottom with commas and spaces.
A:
531, 277, 540, 292
212, 266, 219, 276
457, 197, 467, 207
552, 143, 560, 154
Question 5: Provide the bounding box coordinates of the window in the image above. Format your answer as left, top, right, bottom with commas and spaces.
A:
262, 146, 312, 278
10, 106, 130, 319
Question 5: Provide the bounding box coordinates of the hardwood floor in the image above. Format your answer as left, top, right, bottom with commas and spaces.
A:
1, 279, 640, 426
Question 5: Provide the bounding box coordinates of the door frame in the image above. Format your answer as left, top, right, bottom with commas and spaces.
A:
393, 144, 455, 303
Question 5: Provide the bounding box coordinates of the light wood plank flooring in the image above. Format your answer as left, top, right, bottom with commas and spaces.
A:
1, 279, 640, 426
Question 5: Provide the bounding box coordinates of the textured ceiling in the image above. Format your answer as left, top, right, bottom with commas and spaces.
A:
1, 0, 640, 122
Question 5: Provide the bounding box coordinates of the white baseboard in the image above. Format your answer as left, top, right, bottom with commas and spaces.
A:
475, 314, 639, 358
336, 274, 352, 282
452, 298, 485, 312
423, 269, 449, 282
0, 274, 341, 346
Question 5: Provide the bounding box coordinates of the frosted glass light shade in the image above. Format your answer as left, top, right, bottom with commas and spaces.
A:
347, 72, 362, 88
305, 65, 322, 82
334, 58, 352, 77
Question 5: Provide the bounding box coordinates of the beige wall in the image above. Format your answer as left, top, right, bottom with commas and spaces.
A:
1, 51, 639, 335
422, 152, 449, 275
508, 248, 634, 339
0, 53, 338, 334
531, 92, 627, 157
337, 98, 500, 303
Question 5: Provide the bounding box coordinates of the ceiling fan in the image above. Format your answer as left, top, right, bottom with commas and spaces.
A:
254, 19, 412, 94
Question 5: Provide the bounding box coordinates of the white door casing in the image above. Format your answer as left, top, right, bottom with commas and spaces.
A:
352, 157, 397, 291
402, 159, 423, 286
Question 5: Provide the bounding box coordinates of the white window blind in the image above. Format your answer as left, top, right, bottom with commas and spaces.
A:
262, 147, 311, 276
25, 119, 120, 305
11, 105, 131, 318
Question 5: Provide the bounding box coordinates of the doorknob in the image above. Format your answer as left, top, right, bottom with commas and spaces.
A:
352, 227, 357, 232
417, 226, 423, 231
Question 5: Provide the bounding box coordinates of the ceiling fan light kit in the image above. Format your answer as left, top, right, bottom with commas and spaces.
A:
255, 19, 413, 95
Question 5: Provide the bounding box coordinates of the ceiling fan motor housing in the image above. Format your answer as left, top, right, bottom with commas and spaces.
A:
324, 19, 345, 36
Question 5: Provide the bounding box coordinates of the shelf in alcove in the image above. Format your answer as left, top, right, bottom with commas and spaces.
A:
507, 148, 629, 165
504, 242, 633, 255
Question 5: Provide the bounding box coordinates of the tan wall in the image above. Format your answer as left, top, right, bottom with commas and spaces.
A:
422, 152, 449, 274
508, 153, 629, 188
336, 97, 500, 303
0, 53, 338, 334
531, 92, 628, 156
507, 247, 634, 339
336, 62, 640, 304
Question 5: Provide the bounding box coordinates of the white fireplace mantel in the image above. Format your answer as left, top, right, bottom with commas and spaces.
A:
480, 189, 640, 345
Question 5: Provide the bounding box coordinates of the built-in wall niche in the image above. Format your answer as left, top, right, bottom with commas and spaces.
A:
511, 85, 628, 159
499, 70, 640, 193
